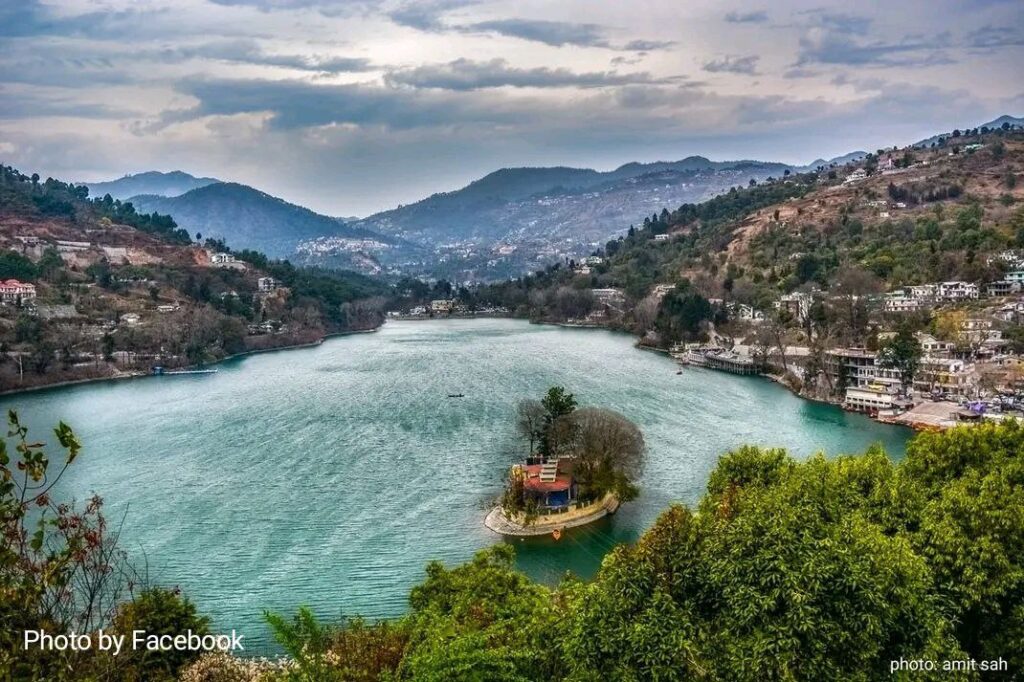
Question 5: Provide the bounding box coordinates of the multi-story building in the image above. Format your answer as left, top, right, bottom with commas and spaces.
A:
777, 291, 813, 323
937, 281, 979, 301
0, 279, 36, 304
913, 357, 975, 398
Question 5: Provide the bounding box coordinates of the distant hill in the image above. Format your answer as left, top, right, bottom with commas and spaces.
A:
914, 114, 1024, 148
84, 171, 220, 200
129, 182, 393, 257
801, 151, 868, 171
350, 157, 794, 247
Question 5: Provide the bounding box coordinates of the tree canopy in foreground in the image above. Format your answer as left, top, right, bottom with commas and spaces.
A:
3, 416, 1021, 680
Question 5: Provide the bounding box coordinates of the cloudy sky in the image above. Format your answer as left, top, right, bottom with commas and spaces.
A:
1, 0, 1022, 216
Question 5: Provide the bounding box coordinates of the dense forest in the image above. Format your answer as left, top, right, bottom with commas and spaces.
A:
3, 415, 1020, 680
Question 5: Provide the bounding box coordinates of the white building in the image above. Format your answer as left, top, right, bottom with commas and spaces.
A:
844, 168, 868, 183
777, 291, 813, 323
1004, 271, 1024, 285
844, 385, 898, 413
937, 281, 979, 302
0, 279, 36, 304
914, 357, 975, 398
653, 233, 670, 242
884, 288, 923, 313
592, 288, 626, 306
652, 283, 676, 299
257, 277, 277, 292
430, 299, 455, 313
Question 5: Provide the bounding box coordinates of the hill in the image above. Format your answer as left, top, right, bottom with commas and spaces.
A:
129, 182, 395, 259
353, 156, 793, 245
474, 127, 1024, 343
914, 114, 1024, 148
83, 170, 220, 200
303, 156, 794, 281
0, 165, 390, 392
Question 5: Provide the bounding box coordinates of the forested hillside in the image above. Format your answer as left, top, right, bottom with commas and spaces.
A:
472, 126, 1024, 342
130, 182, 395, 258
0, 165, 389, 391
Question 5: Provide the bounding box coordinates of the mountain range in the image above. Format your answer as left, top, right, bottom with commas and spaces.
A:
83, 170, 220, 200
82, 114, 1020, 279
127, 182, 393, 259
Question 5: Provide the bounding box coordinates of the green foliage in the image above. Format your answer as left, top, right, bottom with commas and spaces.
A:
879, 325, 923, 393
401, 545, 566, 681
266, 606, 345, 681
0, 250, 39, 281
110, 588, 210, 680
261, 422, 1022, 681
656, 285, 713, 343
539, 386, 576, 457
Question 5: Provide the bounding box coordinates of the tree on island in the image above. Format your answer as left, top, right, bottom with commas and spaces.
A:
568, 407, 645, 503
505, 387, 646, 516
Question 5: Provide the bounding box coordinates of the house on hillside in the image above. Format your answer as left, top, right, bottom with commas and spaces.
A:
0, 279, 36, 305
431, 299, 455, 314
937, 281, 979, 302
844, 169, 868, 184
257, 277, 277, 292
591, 288, 625, 306
777, 291, 813, 323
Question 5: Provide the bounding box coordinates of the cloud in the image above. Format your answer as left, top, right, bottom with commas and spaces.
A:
387, 0, 475, 31
205, 0, 383, 16
794, 18, 954, 68
623, 39, 676, 51
964, 25, 1024, 49
702, 55, 760, 75
163, 77, 540, 130
460, 19, 611, 47
724, 10, 768, 24
175, 41, 376, 73
383, 58, 671, 90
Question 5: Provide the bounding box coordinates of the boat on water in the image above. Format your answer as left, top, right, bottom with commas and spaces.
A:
447, 393, 465, 398
151, 366, 219, 376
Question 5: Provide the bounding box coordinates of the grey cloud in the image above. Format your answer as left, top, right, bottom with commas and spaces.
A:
702, 55, 760, 75
174, 41, 376, 73
724, 10, 768, 24
460, 19, 611, 48
383, 58, 671, 90
205, 0, 383, 16
387, 0, 476, 30
795, 28, 953, 67
964, 25, 1024, 49
622, 39, 676, 51
164, 77, 536, 130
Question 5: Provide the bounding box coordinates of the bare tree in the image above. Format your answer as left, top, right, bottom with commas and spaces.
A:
515, 399, 545, 455
568, 407, 646, 502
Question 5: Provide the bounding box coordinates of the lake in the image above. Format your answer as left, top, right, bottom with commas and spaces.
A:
1, 319, 912, 651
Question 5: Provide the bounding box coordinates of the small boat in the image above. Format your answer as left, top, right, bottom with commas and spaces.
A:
551, 528, 562, 541
676, 370, 683, 375
447, 393, 465, 398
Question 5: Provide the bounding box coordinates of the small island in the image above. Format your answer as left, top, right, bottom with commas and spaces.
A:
485, 386, 646, 537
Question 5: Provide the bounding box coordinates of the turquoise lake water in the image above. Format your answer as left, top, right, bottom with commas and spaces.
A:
1, 319, 912, 651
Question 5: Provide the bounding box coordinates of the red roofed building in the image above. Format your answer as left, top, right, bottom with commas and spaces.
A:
0, 279, 36, 305
518, 458, 578, 509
